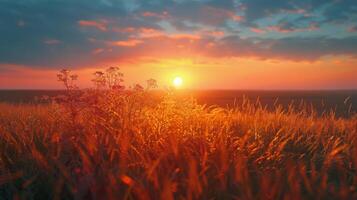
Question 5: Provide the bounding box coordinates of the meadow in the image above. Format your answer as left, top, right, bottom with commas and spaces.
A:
0, 68, 356, 200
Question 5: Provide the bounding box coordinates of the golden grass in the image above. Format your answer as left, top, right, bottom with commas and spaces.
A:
0, 68, 356, 199
0, 90, 356, 200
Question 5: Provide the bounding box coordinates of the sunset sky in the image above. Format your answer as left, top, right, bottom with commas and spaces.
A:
1, 0, 357, 89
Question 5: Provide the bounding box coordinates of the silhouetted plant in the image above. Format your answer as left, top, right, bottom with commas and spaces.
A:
92, 71, 106, 89
56, 69, 82, 125
106, 66, 124, 90
133, 83, 144, 91
57, 69, 78, 90
147, 78, 158, 90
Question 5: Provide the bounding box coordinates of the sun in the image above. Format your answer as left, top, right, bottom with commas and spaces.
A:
173, 76, 183, 88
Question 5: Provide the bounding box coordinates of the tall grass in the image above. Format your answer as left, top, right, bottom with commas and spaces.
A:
0, 69, 356, 199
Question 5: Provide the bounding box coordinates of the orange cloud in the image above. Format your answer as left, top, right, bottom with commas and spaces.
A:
141, 11, 169, 19
78, 20, 108, 31
112, 27, 200, 41
168, 34, 201, 40
201, 30, 225, 37
92, 48, 105, 55
250, 28, 265, 34
113, 27, 164, 38
113, 27, 136, 33
138, 28, 164, 38
231, 15, 244, 22
108, 39, 143, 47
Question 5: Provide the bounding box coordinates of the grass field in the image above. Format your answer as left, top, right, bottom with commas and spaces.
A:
0, 93, 356, 199
0, 70, 356, 199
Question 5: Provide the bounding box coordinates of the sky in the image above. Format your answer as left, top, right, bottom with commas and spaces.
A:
0, 0, 357, 90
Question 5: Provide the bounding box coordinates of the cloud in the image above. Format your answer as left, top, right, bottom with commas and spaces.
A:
347, 25, 357, 33
141, 11, 169, 19
266, 22, 319, 33
92, 48, 105, 55
235, 0, 357, 44
108, 39, 143, 47
167, 3, 242, 27
0, 0, 357, 69
250, 28, 265, 34
206, 36, 357, 61
78, 20, 108, 31
85, 35, 357, 65
321, 0, 357, 23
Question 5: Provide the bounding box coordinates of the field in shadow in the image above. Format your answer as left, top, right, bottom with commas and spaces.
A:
1, 89, 356, 117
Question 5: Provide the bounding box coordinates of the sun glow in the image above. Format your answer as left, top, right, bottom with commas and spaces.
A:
173, 76, 183, 88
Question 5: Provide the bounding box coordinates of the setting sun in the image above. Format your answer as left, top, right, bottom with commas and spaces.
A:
173, 76, 183, 88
